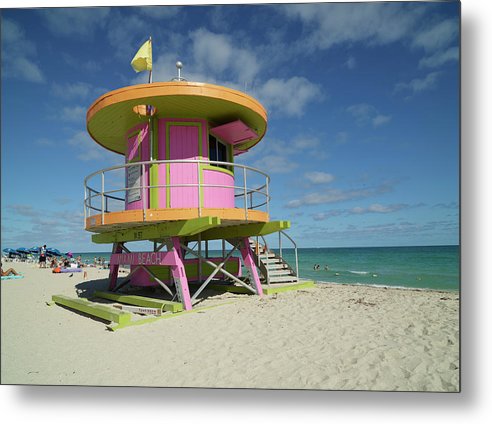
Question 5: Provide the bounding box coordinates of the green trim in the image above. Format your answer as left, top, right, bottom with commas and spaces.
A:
199, 164, 205, 208
150, 117, 159, 208
206, 281, 316, 295
108, 301, 237, 331
52, 295, 132, 325
205, 284, 254, 295
228, 142, 233, 164
93, 291, 183, 313
191, 220, 291, 242
92, 216, 221, 243
263, 281, 315, 295
201, 164, 235, 178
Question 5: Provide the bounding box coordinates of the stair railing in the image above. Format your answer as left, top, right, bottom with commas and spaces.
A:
278, 230, 299, 279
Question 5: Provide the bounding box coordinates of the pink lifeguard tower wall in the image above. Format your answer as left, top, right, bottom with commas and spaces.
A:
125, 118, 235, 211
124, 119, 239, 287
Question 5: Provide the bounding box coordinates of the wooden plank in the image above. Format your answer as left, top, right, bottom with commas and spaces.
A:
92, 216, 221, 243
205, 284, 255, 294
263, 281, 315, 295
189, 220, 290, 241
206, 280, 315, 295
108, 301, 237, 331
93, 291, 183, 313
52, 295, 132, 324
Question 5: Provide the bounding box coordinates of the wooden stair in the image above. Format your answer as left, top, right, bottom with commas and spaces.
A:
250, 240, 298, 284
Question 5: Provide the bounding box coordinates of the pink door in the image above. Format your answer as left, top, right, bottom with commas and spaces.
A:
169, 125, 200, 208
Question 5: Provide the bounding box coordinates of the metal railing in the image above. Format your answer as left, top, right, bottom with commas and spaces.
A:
253, 232, 299, 284
278, 230, 299, 279
84, 159, 271, 223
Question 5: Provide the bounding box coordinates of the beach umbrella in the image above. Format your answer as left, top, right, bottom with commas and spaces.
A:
17, 247, 29, 254
47, 248, 62, 256
3, 248, 20, 257
29, 247, 40, 254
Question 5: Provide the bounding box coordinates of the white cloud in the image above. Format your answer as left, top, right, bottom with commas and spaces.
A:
412, 19, 458, 53
52, 82, 92, 99
309, 203, 421, 220
1, 18, 45, 83
39, 7, 110, 37
257, 77, 321, 117
347, 103, 391, 128
252, 155, 298, 174
51, 82, 106, 100
68, 130, 116, 162
138, 6, 181, 19
344, 56, 356, 70
14, 57, 45, 83
335, 132, 349, 144
107, 14, 148, 59
305, 171, 335, 184
372, 114, 392, 127
283, 2, 426, 51
60, 106, 86, 123
419, 46, 459, 68
350, 203, 408, 214
292, 136, 320, 151
35, 138, 56, 147
285, 183, 393, 208
190, 28, 260, 83
239, 134, 322, 175
394, 71, 441, 95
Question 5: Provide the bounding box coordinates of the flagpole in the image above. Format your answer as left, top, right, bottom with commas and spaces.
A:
148, 36, 153, 84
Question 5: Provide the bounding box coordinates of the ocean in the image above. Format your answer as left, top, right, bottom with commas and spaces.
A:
73, 245, 459, 292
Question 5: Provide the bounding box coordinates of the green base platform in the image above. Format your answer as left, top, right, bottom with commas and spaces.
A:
205, 280, 316, 295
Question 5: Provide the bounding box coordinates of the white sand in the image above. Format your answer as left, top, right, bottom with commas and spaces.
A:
1, 261, 459, 391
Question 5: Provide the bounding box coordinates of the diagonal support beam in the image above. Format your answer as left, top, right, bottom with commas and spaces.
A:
170, 237, 192, 310
181, 243, 256, 294
188, 241, 241, 302
239, 237, 263, 296
139, 266, 174, 297
108, 242, 123, 290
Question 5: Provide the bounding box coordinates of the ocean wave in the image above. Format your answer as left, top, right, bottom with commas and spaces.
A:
348, 270, 369, 275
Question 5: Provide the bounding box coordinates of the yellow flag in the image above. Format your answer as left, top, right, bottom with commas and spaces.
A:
131, 40, 152, 72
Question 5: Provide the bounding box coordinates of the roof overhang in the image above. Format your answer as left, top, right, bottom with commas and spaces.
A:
86, 81, 268, 155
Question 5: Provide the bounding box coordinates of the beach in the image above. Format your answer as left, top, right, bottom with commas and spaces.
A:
1, 261, 459, 391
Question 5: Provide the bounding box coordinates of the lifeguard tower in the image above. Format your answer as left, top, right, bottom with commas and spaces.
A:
83, 63, 302, 312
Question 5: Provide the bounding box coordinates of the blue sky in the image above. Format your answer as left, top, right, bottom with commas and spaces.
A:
1, 1, 460, 252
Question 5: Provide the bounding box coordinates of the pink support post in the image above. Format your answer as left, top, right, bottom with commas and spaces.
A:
170, 237, 193, 310
240, 237, 264, 297
108, 242, 123, 290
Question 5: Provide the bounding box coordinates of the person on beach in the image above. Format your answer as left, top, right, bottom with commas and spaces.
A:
39, 245, 47, 268
1, 263, 20, 276
50, 257, 58, 268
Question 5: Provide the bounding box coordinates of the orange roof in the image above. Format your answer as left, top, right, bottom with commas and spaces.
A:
86, 81, 268, 155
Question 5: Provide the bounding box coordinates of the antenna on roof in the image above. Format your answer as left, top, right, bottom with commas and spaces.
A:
171, 61, 187, 81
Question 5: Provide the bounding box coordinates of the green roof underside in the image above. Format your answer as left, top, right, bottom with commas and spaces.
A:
91, 217, 290, 244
